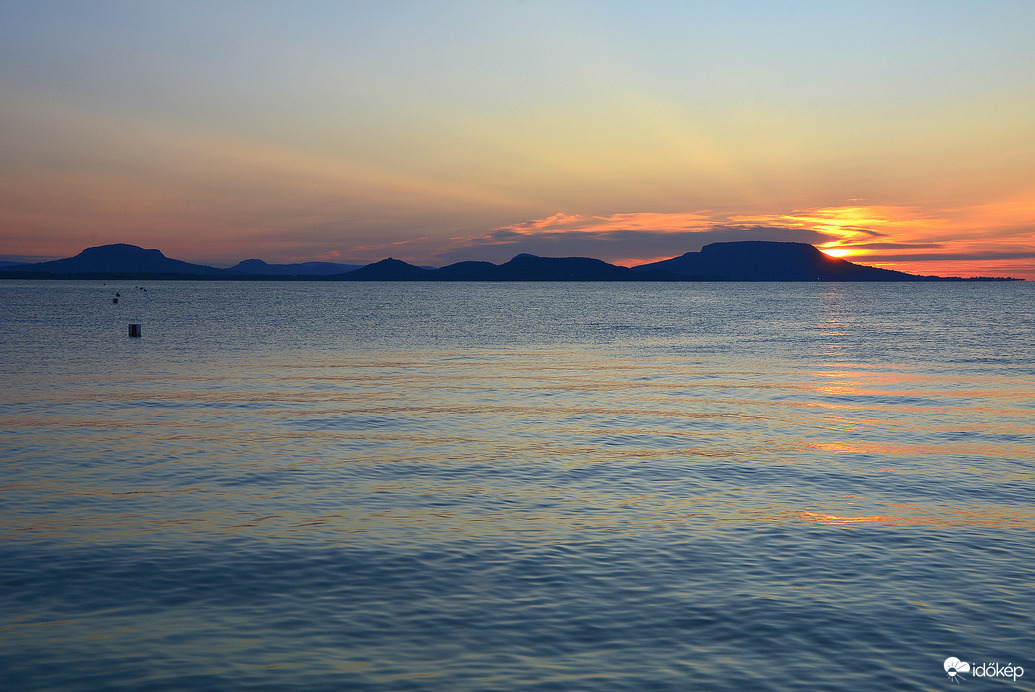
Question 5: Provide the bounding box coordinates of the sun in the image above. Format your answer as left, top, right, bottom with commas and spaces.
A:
820, 246, 854, 258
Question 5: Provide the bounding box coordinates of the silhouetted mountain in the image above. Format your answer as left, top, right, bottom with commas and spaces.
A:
487, 254, 636, 281
23, 243, 225, 276
0, 241, 1020, 281
431, 261, 500, 280
632, 241, 930, 281
342, 254, 647, 281
429, 255, 665, 280
229, 259, 362, 276
343, 258, 431, 280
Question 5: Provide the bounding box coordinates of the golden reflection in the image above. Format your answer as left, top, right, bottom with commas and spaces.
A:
799, 511, 891, 525
798, 507, 1035, 530
797, 440, 883, 455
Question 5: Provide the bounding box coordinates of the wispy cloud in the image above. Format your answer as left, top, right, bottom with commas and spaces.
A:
411, 203, 1034, 278
860, 249, 1035, 262
424, 211, 838, 265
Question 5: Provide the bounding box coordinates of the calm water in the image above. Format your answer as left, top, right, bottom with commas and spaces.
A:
1, 280, 1033, 691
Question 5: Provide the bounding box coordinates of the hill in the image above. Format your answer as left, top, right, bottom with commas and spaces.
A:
340, 254, 645, 281
343, 258, 432, 280
21, 243, 225, 276
632, 241, 931, 281
228, 259, 363, 276
451, 254, 638, 281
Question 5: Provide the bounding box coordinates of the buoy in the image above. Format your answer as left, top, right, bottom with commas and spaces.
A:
113, 297, 118, 304
128, 324, 141, 338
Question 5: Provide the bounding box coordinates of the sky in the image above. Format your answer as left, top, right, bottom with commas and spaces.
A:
1, 0, 1033, 278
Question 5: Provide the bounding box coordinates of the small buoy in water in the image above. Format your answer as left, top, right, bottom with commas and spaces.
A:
113, 297, 118, 304
116, 292, 120, 297
128, 324, 141, 338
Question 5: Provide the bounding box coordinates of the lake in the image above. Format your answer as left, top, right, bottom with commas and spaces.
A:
1, 280, 1033, 690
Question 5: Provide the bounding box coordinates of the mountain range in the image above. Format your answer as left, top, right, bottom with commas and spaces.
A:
0, 241, 1019, 281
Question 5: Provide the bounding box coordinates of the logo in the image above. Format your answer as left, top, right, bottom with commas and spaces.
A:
944, 656, 1024, 683
944, 657, 970, 683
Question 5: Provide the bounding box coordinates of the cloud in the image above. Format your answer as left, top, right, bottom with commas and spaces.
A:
859, 249, 1035, 262
492, 211, 716, 236
843, 242, 945, 250
728, 205, 948, 240
427, 211, 839, 265
501, 213, 592, 232
410, 203, 1033, 280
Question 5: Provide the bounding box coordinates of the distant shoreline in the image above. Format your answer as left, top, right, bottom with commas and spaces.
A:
1, 241, 1023, 281
0, 271, 1021, 282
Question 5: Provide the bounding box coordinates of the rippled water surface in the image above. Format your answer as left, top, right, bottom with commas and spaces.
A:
2, 280, 1033, 690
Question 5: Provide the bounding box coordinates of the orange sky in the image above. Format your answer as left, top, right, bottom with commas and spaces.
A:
1, 2, 1033, 278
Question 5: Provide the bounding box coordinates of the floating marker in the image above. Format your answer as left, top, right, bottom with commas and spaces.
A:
128, 324, 141, 338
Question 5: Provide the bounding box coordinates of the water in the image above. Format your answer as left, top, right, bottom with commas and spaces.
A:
1, 280, 1033, 690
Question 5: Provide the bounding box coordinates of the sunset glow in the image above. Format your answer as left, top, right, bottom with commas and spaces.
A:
0, 2, 1032, 278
